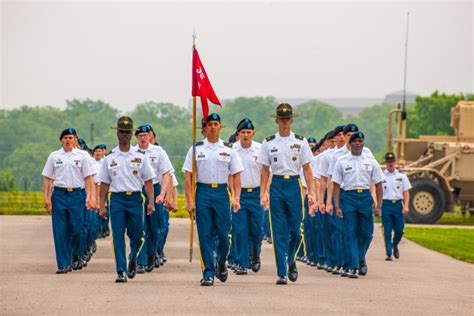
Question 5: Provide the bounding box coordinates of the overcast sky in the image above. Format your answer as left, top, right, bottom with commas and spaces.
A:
1, 0, 472, 112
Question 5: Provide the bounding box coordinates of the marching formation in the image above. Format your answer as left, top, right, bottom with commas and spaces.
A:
42, 103, 412, 286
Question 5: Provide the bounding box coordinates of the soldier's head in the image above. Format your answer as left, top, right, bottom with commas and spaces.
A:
237, 118, 255, 147
135, 125, 152, 149
205, 113, 222, 141
272, 103, 296, 132
324, 131, 336, 148
385, 152, 397, 172
349, 131, 365, 156
59, 128, 77, 152
93, 144, 107, 160
112, 116, 136, 146
333, 125, 345, 147
343, 123, 359, 144
307, 137, 317, 151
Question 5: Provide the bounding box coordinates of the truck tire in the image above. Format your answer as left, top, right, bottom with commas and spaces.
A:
406, 178, 445, 224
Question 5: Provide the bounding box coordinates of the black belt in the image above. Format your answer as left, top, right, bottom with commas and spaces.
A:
383, 199, 402, 204
113, 191, 141, 196
242, 187, 260, 193
197, 183, 228, 189
343, 189, 370, 193
273, 175, 299, 180
54, 186, 84, 192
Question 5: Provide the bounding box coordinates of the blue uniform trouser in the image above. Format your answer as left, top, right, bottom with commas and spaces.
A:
340, 190, 374, 270
264, 211, 271, 239
302, 196, 314, 262
269, 177, 304, 278
315, 212, 326, 264
227, 220, 236, 265
195, 184, 231, 279
233, 188, 264, 269
51, 189, 85, 269
138, 184, 163, 266
382, 200, 405, 257
110, 192, 145, 274
158, 210, 170, 256
101, 215, 110, 234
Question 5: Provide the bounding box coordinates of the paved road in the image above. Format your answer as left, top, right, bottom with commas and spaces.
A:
1, 216, 473, 315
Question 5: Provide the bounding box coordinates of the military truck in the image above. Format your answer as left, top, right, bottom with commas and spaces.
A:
386, 101, 474, 224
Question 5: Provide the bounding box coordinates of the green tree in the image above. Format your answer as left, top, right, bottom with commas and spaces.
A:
0, 171, 16, 191
407, 92, 474, 137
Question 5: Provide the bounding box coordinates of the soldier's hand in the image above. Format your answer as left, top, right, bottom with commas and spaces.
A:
309, 207, 316, 217
308, 194, 316, 208
156, 193, 165, 205
402, 207, 409, 214
44, 200, 52, 215
318, 201, 326, 214
373, 205, 381, 216
260, 193, 269, 210
99, 207, 108, 219
336, 207, 344, 219
325, 202, 333, 215
186, 200, 196, 214
147, 203, 155, 215
169, 200, 178, 213
232, 200, 240, 213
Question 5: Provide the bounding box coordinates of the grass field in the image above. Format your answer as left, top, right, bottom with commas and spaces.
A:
0, 191, 190, 218
404, 227, 474, 264
1, 192, 473, 224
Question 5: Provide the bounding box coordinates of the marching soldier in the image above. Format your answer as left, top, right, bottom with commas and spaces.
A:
332, 131, 384, 278
133, 124, 173, 273
98, 117, 156, 283
93, 144, 111, 238
232, 118, 264, 275
381, 152, 411, 260
42, 128, 96, 273
258, 103, 316, 285
183, 113, 243, 286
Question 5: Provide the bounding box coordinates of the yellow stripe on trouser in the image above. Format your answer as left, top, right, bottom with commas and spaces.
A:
226, 190, 233, 258
194, 187, 205, 271
108, 192, 116, 266
136, 194, 146, 258
293, 179, 306, 262
268, 198, 278, 268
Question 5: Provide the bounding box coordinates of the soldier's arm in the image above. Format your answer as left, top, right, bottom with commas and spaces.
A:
402, 190, 410, 214
184, 171, 195, 213
333, 182, 343, 218
43, 177, 54, 215
231, 172, 241, 212
99, 182, 110, 218
144, 179, 155, 215
260, 165, 270, 210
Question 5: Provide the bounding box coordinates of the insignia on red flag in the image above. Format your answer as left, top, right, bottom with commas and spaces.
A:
192, 47, 221, 118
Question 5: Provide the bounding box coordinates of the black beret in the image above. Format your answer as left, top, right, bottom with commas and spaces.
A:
135, 124, 153, 136
236, 119, 254, 132
349, 131, 365, 143
205, 113, 221, 124
343, 123, 359, 134
325, 130, 335, 140
334, 125, 345, 135
77, 138, 87, 149
59, 128, 77, 140
228, 134, 237, 144
93, 144, 107, 152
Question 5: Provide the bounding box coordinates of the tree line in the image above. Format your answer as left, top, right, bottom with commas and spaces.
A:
0, 92, 472, 192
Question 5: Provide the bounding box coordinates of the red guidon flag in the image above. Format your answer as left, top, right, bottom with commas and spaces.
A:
192, 47, 221, 118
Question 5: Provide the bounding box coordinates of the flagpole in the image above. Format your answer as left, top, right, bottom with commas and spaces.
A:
189, 31, 197, 263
